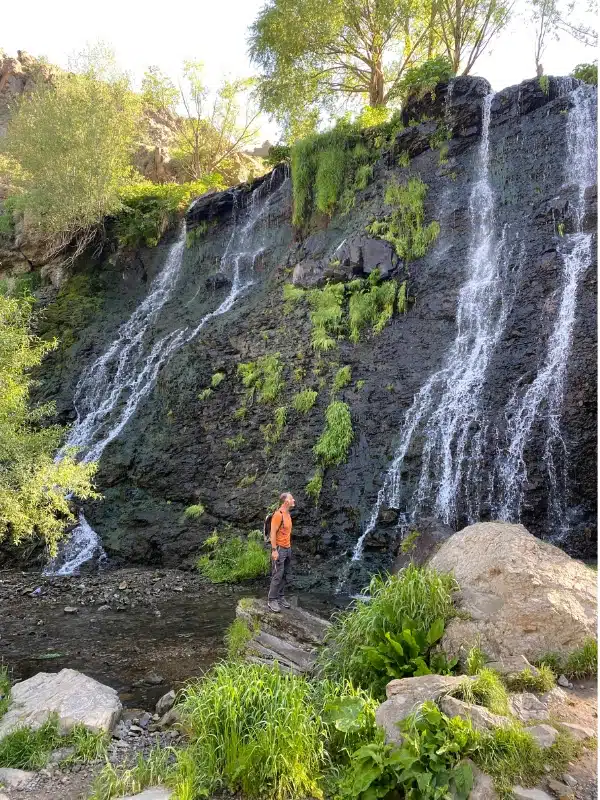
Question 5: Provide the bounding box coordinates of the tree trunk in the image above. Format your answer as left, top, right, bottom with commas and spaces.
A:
369, 58, 385, 106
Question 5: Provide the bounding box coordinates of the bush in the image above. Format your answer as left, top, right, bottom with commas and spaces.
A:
332, 365, 352, 394
322, 565, 457, 696
292, 389, 318, 413
368, 177, 440, 261
398, 56, 455, 105
314, 401, 354, 467
308, 283, 345, 352
571, 62, 598, 86
238, 354, 284, 404
197, 530, 270, 583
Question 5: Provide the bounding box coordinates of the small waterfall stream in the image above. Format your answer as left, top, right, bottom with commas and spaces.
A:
493, 84, 597, 534
46, 175, 286, 575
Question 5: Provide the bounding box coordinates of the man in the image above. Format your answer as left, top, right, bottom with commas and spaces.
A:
267, 492, 295, 613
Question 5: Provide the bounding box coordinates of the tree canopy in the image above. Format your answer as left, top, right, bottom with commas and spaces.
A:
0, 293, 98, 556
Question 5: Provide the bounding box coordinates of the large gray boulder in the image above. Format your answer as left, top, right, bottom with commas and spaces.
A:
0, 669, 121, 741
429, 523, 597, 661
439, 696, 511, 732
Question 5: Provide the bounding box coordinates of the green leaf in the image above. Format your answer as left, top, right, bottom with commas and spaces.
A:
427, 617, 445, 645
323, 695, 365, 732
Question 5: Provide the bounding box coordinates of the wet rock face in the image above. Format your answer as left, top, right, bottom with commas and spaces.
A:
27, 76, 597, 589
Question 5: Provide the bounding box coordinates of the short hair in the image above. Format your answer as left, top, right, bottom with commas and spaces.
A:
280, 492, 290, 502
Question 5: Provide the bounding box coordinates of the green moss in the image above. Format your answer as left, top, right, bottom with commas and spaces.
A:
367, 177, 440, 261
38, 273, 103, 351
198, 388, 213, 401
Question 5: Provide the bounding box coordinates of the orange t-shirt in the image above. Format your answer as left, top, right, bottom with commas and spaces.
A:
271, 508, 292, 548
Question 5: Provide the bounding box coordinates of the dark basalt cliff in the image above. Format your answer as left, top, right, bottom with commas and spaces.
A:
26, 76, 597, 590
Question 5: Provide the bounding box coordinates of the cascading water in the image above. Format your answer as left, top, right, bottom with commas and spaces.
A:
493, 84, 597, 535
351, 92, 511, 564
45, 174, 287, 575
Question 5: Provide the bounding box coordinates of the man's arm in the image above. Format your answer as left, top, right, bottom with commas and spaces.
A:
270, 511, 281, 559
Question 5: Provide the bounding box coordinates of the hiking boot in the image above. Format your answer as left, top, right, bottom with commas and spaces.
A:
280, 597, 291, 609
267, 600, 281, 613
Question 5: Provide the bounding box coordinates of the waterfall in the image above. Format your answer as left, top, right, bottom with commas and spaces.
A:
493, 84, 597, 534
45, 175, 286, 575
352, 92, 507, 563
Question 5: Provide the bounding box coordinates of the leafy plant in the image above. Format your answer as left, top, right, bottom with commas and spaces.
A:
538, 75, 550, 95
198, 387, 213, 401
314, 401, 354, 467
211, 371, 226, 388
571, 62, 598, 86
238, 354, 284, 404
306, 469, 324, 504
263, 405, 288, 447
184, 504, 205, 519
400, 529, 420, 554
398, 56, 455, 103
225, 433, 246, 451
283, 282, 305, 313
238, 472, 258, 488
292, 389, 318, 413
465, 645, 487, 676
308, 283, 345, 352
197, 529, 270, 583
333, 365, 352, 394
348, 273, 398, 342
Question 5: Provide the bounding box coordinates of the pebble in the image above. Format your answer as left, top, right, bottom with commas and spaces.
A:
562, 774, 577, 788
557, 674, 573, 689
63, 606, 78, 614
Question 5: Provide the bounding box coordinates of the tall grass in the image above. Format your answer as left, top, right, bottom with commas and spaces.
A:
536, 638, 598, 679
178, 662, 325, 799
197, 530, 269, 583
322, 565, 457, 695
452, 669, 510, 716
89, 746, 175, 800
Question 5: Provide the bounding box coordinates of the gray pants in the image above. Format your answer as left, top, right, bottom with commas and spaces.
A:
268, 547, 292, 601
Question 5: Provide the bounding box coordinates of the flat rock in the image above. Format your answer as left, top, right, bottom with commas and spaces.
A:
115, 789, 173, 800
510, 692, 549, 722
0, 792, 9, 800
0, 768, 36, 789
237, 598, 330, 646
0, 668, 122, 741
439, 695, 511, 732
547, 779, 574, 797
558, 722, 596, 740
527, 724, 559, 748
376, 675, 466, 743
485, 655, 540, 679
429, 523, 597, 662
512, 787, 553, 800
464, 760, 498, 800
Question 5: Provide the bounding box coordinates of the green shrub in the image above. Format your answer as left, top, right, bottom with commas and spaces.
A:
283, 283, 305, 313
238, 354, 284, 404
398, 56, 455, 104
292, 389, 318, 413
225, 618, 257, 660
211, 371, 226, 388
536, 638, 598, 679
184, 503, 205, 519
197, 530, 270, 583
178, 662, 325, 799
314, 401, 353, 467
308, 283, 345, 352
538, 75, 550, 95
332, 365, 352, 394
306, 469, 324, 504
452, 668, 510, 715
348, 273, 398, 342
367, 177, 440, 261
571, 62, 598, 85
505, 665, 555, 693
322, 565, 457, 696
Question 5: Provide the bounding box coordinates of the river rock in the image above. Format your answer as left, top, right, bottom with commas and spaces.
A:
155, 690, 176, 716
0, 669, 121, 740
557, 675, 573, 689
526, 724, 559, 748
376, 675, 466, 743
115, 789, 173, 800
0, 768, 36, 789
429, 522, 597, 661
439, 695, 510, 731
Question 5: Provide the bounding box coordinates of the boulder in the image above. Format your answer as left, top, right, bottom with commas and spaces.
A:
429, 523, 597, 661
439, 696, 511, 732
155, 690, 176, 716
115, 789, 172, 800
376, 675, 466, 743
512, 788, 553, 800
484, 656, 540, 679
0, 768, 35, 789
0, 669, 121, 741
464, 761, 498, 800
510, 692, 550, 722
526, 724, 559, 748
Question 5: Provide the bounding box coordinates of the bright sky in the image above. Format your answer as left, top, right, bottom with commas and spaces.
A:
3, 0, 596, 143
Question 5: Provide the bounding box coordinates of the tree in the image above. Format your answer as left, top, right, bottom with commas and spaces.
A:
0, 46, 141, 263
528, 0, 597, 76
249, 0, 437, 137
172, 61, 261, 181
572, 61, 598, 85
0, 293, 98, 556
141, 65, 179, 115
434, 0, 514, 75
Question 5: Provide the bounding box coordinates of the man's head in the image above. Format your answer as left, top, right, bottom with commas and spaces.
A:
280, 492, 295, 510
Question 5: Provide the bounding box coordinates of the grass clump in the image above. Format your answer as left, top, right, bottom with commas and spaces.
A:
313, 401, 353, 468
197, 529, 269, 583
211, 371, 226, 388
184, 503, 205, 519
238, 354, 284, 404
452, 668, 510, 715
332, 365, 352, 394
0, 665, 10, 720
308, 283, 345, 352
347, 271, 398, 342
89, 746, 174, 800
238, 472, 258, 488
466, 644, 487, 676
306, 469, 324, 504
505, 665, 555, 693
536, 638, 598, 679
368, 177, 440, 261
225, 618, 257, 660
225, 433, 246, 451
322, 565, 458, 697
292, 389, 318, 414
263, 405, 287, 448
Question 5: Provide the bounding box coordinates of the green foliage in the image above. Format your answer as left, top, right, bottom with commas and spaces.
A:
356, 379, 366, 390
314, 401, 354, 467
466, 645, 487, 676
308, 283, 345, 351
184, 503, 205, 519
0, 715, 107, 770
225, 433, 246, 451
238, 472, 258, 488
538, 75, 550, 95
341, 702, 477, 800
90, 746, 174, 800
263, 405, 288, 447
322, 566, 458, 696
400, 529, 420, 554
178, 662, 325, 799
266, 143, 292, 167
211, 371, 226, 388
1, 54, 141, 260
238, 354, 284, 404
348, 273, 398, 342
536, 638, 598, 679
306, 469, 324, 504
368, 177, 440, 261
453, 669, 510, 715
115, 178, 223, 248
0, 666, 10, 720
225, 618, 257, 660
398, 150, 411, 168
282, 282, 305, 313
505, 665, 555, 693
141, 65, 179, 115
397, 280, 408, 313
0, 294, 98, 556
571, 62, 598, 85
197, 529, 270, 583
198, 387, 213, 401
399, 56, 455, 103
292, 389, 318, 413
37, 273, 103, 352
332, 365, 352, 394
